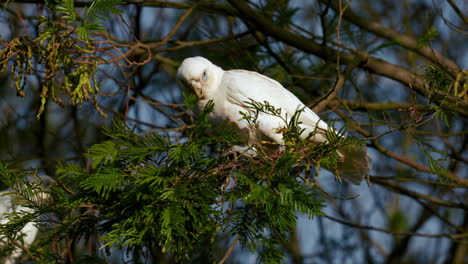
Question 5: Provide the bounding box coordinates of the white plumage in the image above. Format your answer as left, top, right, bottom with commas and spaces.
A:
177, 56, 368, 184
0, 190, 38, 264
0, 176, 52, 263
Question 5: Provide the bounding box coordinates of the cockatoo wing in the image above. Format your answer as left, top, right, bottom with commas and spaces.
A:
221, 69, 330, 143
220, 69, 369, 184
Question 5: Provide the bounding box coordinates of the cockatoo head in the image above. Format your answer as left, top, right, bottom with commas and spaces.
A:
177, 57, 224, 99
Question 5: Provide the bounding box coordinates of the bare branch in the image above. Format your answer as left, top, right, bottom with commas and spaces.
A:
226, 0, 468, 117
447, 0, 468, 25
370, 177, 468, 210
323, 214, 468, 240
319, 0, 461, 75
218, 235, 239, 264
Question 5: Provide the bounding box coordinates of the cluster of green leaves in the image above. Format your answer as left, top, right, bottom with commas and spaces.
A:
0, 0, 122, 118
416, 26, 439, 49
54, 120, 223, 261
424, 65, 452, 94
0, 29, 100, 118
48, 0, 124, 41
421, 65, 457, 126
417, 142, 450, 182
0, 99, 371, 263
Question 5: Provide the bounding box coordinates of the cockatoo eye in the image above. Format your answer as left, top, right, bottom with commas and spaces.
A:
202, 70, 208, 82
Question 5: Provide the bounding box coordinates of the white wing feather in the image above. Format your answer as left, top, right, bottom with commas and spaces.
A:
220, 70, 329, 143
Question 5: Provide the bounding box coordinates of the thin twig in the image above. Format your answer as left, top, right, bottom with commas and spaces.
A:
323, 215, 468, 240
218, 235, 240, 264
447, 0, 468, 25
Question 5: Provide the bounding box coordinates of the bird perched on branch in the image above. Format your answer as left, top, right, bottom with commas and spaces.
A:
177, 56, 369, 185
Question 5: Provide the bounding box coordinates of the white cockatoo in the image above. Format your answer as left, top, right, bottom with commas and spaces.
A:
0, 175, 53, 264
177, 56, 369, 184
0, 191, 38, 264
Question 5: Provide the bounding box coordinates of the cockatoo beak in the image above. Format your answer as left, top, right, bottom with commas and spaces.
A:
190, 78, 206, 99
190, 79, 201, 90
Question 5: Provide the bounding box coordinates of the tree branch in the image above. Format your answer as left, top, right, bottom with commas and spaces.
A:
218, 235, 239, 264
329, 100, 426, 112
226, 0, 468, 117
447, 0, 468, 25
370, 176, 468, 210
319, 0, 461, 75
323, 214, 467, 240
333, 109, 468, 186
